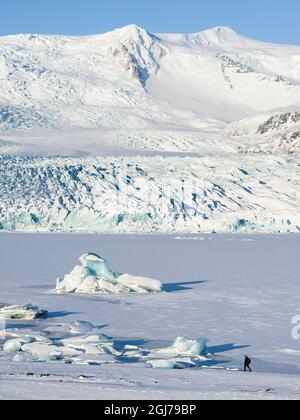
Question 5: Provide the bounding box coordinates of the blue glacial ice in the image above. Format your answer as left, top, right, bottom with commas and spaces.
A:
55, 253, 163, 294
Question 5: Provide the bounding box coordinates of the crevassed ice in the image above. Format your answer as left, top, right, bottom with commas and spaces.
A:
1, 155, 300, 234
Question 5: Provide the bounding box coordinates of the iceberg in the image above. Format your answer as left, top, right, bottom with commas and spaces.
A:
152, 337, 208, 357
0, 304, 48, 320
171, 337, 208, 357
146, 337, 208, 369
55, 253, 163, 294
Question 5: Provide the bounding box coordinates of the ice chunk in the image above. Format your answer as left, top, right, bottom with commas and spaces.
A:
146, 359, 189, 369
4, 339, 25, 353
67, 321, 95, 335
0, 304, 48, 320
123, 349, 148, 358
117, 274, 163, 293
3, 334, 40, 353
171, 337, 208, 357
45, 320, 96, 335
55, 253, 163, 294
78, 344, 106, 355
61, 333, 112, 347
21, 343, 64, 361
152, 337, 208, 357
60, 332, 121, 356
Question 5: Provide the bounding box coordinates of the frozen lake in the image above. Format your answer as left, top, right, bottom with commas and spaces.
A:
1, 233, 300, 400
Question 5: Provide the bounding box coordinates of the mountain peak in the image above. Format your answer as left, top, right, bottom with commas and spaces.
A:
195, 26, 242, 46
111, 24, 153, 40
210, 26, 237, 35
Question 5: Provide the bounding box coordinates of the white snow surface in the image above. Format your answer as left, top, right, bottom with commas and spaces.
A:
1, 234, 300, 400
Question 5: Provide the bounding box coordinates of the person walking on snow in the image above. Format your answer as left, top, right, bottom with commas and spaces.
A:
244, 355, 252, 372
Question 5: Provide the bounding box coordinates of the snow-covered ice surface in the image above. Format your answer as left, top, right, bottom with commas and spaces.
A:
1, 233, 300, 400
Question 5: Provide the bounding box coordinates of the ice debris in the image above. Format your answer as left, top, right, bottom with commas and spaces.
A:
0, 304, 48, 320
4, 334, 49, 353
2, 320, 210, 370
55, 253, 163, 294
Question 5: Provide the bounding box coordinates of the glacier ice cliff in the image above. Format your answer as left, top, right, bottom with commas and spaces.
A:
0, 155, 299, 234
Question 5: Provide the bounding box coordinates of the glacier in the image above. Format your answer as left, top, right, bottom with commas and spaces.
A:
0, 25, 300, 233
0, 25, 300, 234
0, 154, 299, 234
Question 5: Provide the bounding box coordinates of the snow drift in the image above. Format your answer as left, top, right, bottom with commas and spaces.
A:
55, 253, 163, 294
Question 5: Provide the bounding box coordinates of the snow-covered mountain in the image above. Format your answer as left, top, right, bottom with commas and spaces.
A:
225, 111, 300, 154
0, 24, 300, 139
1, 25, 300, 234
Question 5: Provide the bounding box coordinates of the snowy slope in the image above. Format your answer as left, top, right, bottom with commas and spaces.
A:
225, 111, 300, 154
0, 25, 300, 136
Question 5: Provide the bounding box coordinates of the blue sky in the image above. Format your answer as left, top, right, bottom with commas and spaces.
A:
1, 0, 300, 44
